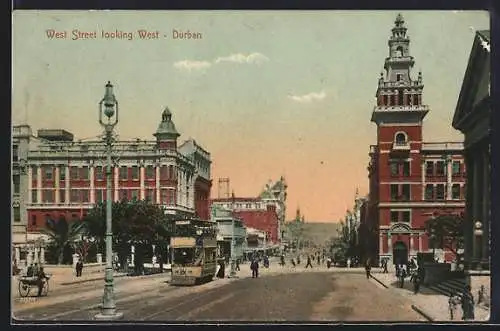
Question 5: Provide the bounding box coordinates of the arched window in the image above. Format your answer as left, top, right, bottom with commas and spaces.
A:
395, 46, 404, 57
395, 132, 407, 145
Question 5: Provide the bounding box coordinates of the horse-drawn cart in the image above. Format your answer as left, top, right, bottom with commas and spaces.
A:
17, 275, 51, 297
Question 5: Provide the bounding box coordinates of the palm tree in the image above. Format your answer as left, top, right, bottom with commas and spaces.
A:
41, 216, 87, 265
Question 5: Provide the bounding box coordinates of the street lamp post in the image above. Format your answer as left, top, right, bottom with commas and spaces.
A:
229, 193, 237, 278
95, 81, 123, 321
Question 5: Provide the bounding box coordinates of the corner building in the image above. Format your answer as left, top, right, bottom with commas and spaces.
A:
364, 14, 465, 265
21, 107, 212, 236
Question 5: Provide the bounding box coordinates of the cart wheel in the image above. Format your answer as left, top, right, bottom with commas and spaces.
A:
42, 280, 49, 296
18, 281, 30, 297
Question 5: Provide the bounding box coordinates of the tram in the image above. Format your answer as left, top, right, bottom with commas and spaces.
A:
170, 217, 218, 286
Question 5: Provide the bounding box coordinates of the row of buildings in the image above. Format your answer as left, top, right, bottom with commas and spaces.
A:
356, 15, 490, 291
12, 85, 286, 263
12, 101, 213, 260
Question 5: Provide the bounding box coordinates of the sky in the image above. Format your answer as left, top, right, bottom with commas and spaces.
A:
12, 10, 489, 222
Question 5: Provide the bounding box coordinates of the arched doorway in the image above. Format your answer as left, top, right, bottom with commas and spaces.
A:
393, 241, 408, 265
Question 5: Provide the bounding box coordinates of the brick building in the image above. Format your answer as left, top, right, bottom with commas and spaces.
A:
210, 197, 280, 245
12, 102, 212, 246
361, 14, 465, 266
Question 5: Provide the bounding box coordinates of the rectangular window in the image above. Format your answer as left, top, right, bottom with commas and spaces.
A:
31, 190, 38, 203
95, 166, 104, 180
60, 167, 66, 181
32, 166, 38, 181
390, 184, 399, 201
120, 167, 128, 180
425, 184, 434, 200
44, 166, 53, 180
426, 161, 434, 176
390, 211, 399, 223
131, 189, 139, 200
452, 161, 460, 175
13, 206, 21, 222
160, 166, 168, 180
131, 166, 139, 180
81, 190, 89, 203
145, 189, 155, 202
13, 175, 20, 194
95, 189, 103, 203
42, 189, 54, 203
436, 184, 445, 200
401, 184, 410, 201
390, 162, 399, 176
71, 189, 80, 202
119, 189, 128, 200
168, 165, 174, 179
146, 166, 155, 179
80, 167, 89, 180
59, 189, 65, 203
452, 184, 461, 200
70, 166, 79, 180
161, 189, 168, 204
402, 211, 410, 223
13, 145, 19, 162
436, 161, 446, 176
402, 161, 410, 177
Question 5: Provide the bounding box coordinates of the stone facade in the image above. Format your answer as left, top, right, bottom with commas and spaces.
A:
452, 30, 490, 292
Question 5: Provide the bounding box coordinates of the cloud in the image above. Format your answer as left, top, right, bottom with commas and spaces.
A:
288, 90, 326, 103
173, 60, 212, 71
214, 52, 269, 65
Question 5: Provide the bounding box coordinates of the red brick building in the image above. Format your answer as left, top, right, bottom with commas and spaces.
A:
20, 105, 212, 235
360, 14, 465, 266
210, 197, 280, 244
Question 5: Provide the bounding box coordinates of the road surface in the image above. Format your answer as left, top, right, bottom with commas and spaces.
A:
13, 268, 424, 322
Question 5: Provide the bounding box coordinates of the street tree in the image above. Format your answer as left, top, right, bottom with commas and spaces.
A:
425, 213, 464, 257
41, 216, 87, 265
83, 199, 173, 271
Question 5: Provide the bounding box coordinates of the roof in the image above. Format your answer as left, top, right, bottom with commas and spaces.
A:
154, 107, 180, 138
452, 30, 490, 129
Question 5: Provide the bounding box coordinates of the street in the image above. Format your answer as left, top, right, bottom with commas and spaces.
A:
13, 266, 424, 322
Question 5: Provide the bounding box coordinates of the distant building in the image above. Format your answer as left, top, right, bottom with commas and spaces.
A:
452, 31, 490, 286
362, 14, 465, 265
11, 104, 212, 262
211, 206, 246, 261
210, 177, 286, 245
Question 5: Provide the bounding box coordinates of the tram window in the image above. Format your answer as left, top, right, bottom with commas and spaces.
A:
173, 248, 195, 265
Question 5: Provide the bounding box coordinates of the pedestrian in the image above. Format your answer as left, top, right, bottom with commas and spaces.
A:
411, 269, 421, 294
236, 259, 240, 271
326, 257, 332, 269
317, 255, 320, 265
36, 266, 49, 297
76, 259, 83, 277
280, 254, 285, 267
297, 256, 301, 265
365, 259, 371, 279
291, 258, 296, 267
305, 255, 313, 269
251, 259, 259, 278
449, 293, 460, 320
347, 258, 351, 268
383, 259, 389, 274
461, 285, 475, 320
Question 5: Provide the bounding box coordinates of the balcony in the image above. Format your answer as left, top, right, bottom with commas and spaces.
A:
392, 141, 410, 152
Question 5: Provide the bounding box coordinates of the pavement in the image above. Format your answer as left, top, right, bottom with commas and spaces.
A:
369, 270, 490, 322
13, 262, 424, 322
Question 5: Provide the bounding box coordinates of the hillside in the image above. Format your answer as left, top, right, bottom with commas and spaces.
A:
300, 222, 342, 244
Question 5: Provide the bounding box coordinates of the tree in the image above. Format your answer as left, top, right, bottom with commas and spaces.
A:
83, 199, 173, 271
425, 213, 464, 256
41, 216, 87, 265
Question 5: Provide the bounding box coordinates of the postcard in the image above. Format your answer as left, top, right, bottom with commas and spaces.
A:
11, 10, 491, 323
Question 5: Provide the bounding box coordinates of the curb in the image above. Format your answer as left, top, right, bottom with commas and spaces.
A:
60, 273, 128, 286
411, 304, 435, 321
369, 274, 389, 288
